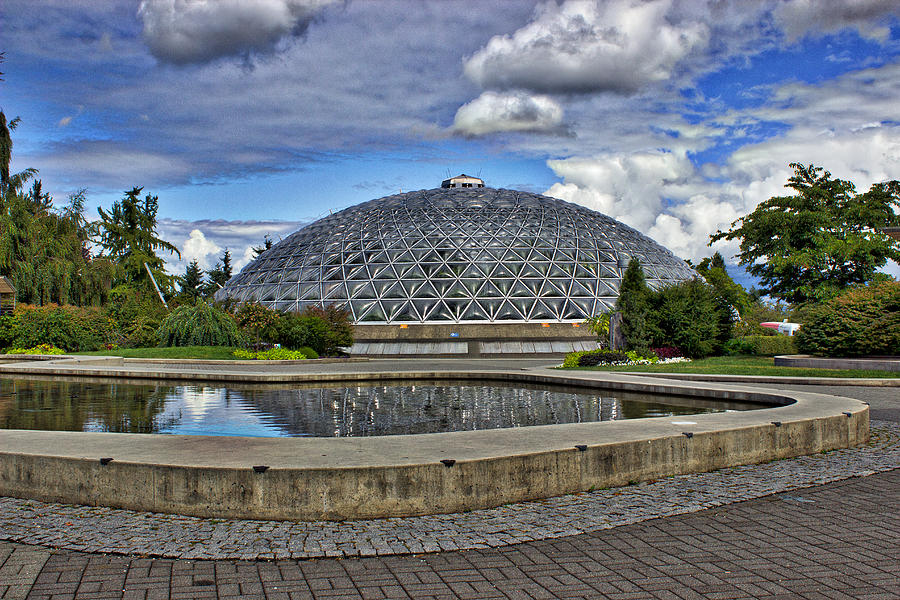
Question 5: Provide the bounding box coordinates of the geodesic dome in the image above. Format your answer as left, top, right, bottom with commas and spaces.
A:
216, 186, 696, 323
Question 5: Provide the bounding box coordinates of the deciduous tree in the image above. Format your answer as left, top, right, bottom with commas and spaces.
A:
710, 163, 900, 304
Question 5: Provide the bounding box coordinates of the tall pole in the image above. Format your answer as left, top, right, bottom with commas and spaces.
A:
143, 262, 169, 309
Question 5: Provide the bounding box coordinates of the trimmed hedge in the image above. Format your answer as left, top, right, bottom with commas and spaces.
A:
725, 335, 796, 356
562, 349, 629, 367
796, 281, 900, 357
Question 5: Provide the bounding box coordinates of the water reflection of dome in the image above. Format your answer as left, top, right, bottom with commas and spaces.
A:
216, 179, 695, 323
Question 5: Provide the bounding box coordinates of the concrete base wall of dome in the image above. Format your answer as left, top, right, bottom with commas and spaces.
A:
353, 322, 594, 341
349, 322, 600, 357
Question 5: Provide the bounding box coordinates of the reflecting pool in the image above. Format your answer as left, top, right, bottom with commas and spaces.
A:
0, 377, 765, 437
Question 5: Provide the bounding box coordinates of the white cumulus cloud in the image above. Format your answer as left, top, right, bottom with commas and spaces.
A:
452, 91, 564, 136
180, 228, 222, 271
546, 151, 698, 232
138, 0, 339, 65
463, 0, 709, 95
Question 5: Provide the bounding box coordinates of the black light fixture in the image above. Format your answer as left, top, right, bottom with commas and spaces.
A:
440, 459, 456, 467
99, 457, 113, 465
252, 465, 269, 473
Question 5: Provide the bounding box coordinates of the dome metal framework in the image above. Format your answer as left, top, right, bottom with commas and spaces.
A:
217, 187, 696, 323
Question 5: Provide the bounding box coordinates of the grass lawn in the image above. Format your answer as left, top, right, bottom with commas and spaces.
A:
74, 346, 242, 360
563, 355, 899, 378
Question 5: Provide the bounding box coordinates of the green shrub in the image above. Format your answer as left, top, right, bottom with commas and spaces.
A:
5, 344, 66, 355
647, 279, 727, 358
562, 348, 660, 367
232, 347, 306, 360
796, 281, 900, 356
752, 335, 797, 356
725, 335, 797, 356
123, 314, 162, 348
723, 337, 755, 355
0, 314, 19, 349
268, 312, 328, 352
157, 302, 244, 347
13, 304, 117, 352
578, 349, 629, 366
297, 346, 318, 359
234, 302, 279, 349
301, 304, 354, 355
104, 286, 168, 331
562, 350, 590, 368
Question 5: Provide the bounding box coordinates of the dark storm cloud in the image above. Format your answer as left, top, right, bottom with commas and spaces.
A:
138, 0, 341, 65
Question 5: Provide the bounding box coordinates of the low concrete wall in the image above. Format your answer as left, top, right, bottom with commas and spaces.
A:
775, 354, 900, 372
0, 369, 869, 521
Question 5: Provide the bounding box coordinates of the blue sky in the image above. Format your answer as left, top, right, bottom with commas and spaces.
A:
2, 0, 899, 283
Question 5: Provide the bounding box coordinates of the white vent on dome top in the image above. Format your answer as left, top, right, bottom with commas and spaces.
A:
441, 174, 484, 188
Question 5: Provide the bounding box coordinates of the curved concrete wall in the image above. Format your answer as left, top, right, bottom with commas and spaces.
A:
0, 368, 869, 521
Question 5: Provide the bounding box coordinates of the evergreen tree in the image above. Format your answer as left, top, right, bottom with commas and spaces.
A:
178, 260, 205, 302
695, 251, 748, 344
0, 113, 112, 306
95, 186, 181, 297
26, 179, 52, 214
252, 235, 272, 258
615, 258, 652, 353
204, 249, 233, 297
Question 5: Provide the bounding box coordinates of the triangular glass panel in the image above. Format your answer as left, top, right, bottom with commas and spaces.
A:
519, 263, 543, 278
520, 279, 542, 294
569, 280, 595, 297
477, 281, 504, 298
343, 252, 364, 265
411, 299, 437, 321
527, 299, 555, 321
461, 278, 482, 295
548, 263, 573, 278
539, 280, 566, 298
382, 300, 409, 321
343, 265, 367, 280
299, 267, 320, 281
298, 283, 319, 300
444, 299, 470, 320
370, 265, 396, 280
322, 283, 345, 300
258, 285, 277, 302
490, 300, 522, 321
431, 300, 455, 321
576, 264, 598, 278
489, 263, 515, 278
542, 297, 566, 317
461, 263, 488, 279
356, 302, 386, 323
445, 281, 471, 299
398, 264, 426, 280
350, 282, 376, 299
276, 284, 297, 300
415, 281, 439, 299
378, 282, 406, 299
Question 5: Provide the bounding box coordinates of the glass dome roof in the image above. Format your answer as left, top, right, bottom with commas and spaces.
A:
216, 187, 696, 323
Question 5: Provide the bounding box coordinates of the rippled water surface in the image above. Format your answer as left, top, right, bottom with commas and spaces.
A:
0, 377, 763, 437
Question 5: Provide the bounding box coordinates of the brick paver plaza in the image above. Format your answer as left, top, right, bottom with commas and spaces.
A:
1, 360, 898, 599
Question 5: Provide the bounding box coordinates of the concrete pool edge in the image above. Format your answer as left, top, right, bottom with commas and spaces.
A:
0, 363, 869, 521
